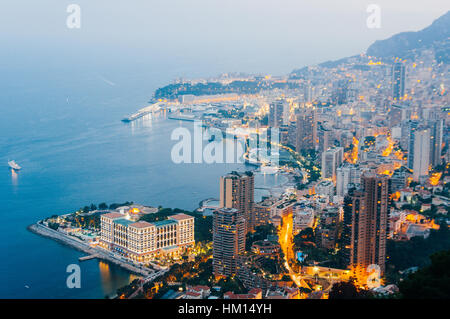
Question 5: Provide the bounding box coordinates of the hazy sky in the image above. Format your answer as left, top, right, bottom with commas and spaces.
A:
0, 0, 448, 76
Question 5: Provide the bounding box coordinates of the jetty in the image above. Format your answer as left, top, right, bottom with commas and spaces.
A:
27, 223, 152, 277
122, 103, 161, 122
79, 254, 98, 261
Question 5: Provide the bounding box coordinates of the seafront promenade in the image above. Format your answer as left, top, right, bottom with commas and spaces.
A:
27, 223, 152, 277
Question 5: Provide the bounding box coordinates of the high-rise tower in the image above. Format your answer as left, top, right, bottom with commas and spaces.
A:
212, 207, 246, 277
392, 62, 405, 100
295, 107, 317, 151
412, 129, 431, 182
220, 171, 254, 232
348, 173, 390, 281
269, 99, 289, 128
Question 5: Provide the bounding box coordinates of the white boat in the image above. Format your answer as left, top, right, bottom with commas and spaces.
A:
8, 160, 21, 170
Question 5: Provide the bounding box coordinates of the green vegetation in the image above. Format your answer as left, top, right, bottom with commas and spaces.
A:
296, 183, 307, 190
284, 149, 320, 184
139, 207, 212, 243
329, 280, 372, 299
293, 227, 323, 265
154, 80, 299, 100
409, 181, 420, 188
78, 201, 133, 214
216, 276, 247, 295
258, 256, 281, 274
47, 222, 59, 230
385, 223, 450, 283
400, 203, 421, 212
399, 250, 450, 299
139, 208, 177, 223
245, 224, 277, 250
435, 183, 450, 198
300, 150, 321, 182
144, 256, 213, 299
169, 258, 212, 286
218, 109, 245, 119
260, 114, 268, 126
116, 279, 141, 299
293, 227, 348, 269
65, 211, 102, 229
294, 227, 314, 244
108, 201, 134, 210
362, 136, 376, 149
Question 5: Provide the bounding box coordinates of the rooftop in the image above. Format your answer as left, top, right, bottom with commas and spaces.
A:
102, 212, 124, 219
224, 171, 253, 179
129, 221, 153, 229
169, 213, 194, 221
154, 219, 178, 227
114, 218, 135, 227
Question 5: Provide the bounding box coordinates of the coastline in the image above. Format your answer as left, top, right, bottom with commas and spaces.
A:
27, 223, 151, 277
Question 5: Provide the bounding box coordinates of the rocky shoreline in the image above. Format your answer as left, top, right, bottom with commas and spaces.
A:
27, 223, 151, 277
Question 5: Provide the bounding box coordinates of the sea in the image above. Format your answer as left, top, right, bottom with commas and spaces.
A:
0, 60, 288, 298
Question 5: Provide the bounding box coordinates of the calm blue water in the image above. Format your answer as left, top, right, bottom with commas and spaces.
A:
0, 62, 286, 298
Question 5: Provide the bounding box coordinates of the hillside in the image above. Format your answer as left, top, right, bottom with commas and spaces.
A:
366, 11, 450, 62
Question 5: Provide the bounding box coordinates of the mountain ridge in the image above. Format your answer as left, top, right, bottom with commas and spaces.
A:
291, 10, 450, 74
366, 10, 449, 60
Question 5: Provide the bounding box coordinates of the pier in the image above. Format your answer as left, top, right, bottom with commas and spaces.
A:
79, 254, 98, 262
122, 103, 161, 122
28, 223, 152, 277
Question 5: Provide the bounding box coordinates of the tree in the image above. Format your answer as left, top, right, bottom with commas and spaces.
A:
329, 280, 372, 299
296, 227, 315, 242
296, 183, 307, 190
218, 277, 247, 295
386, 223, 450, 279
260, 114, 268, 126
246, 224, 277, 250
299, 287, 312, 294
109, 201, 133, 210
329, 281, 358, 299
47, 222, 59, 230
139, 207, 212, 243
399, 250, 450, 299
98, 203, 108, 210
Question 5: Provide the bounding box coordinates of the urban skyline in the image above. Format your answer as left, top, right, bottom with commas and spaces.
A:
2, 2, 449, 305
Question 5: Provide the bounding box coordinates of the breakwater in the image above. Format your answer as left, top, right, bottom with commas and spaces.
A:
27, 223, 151, 277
